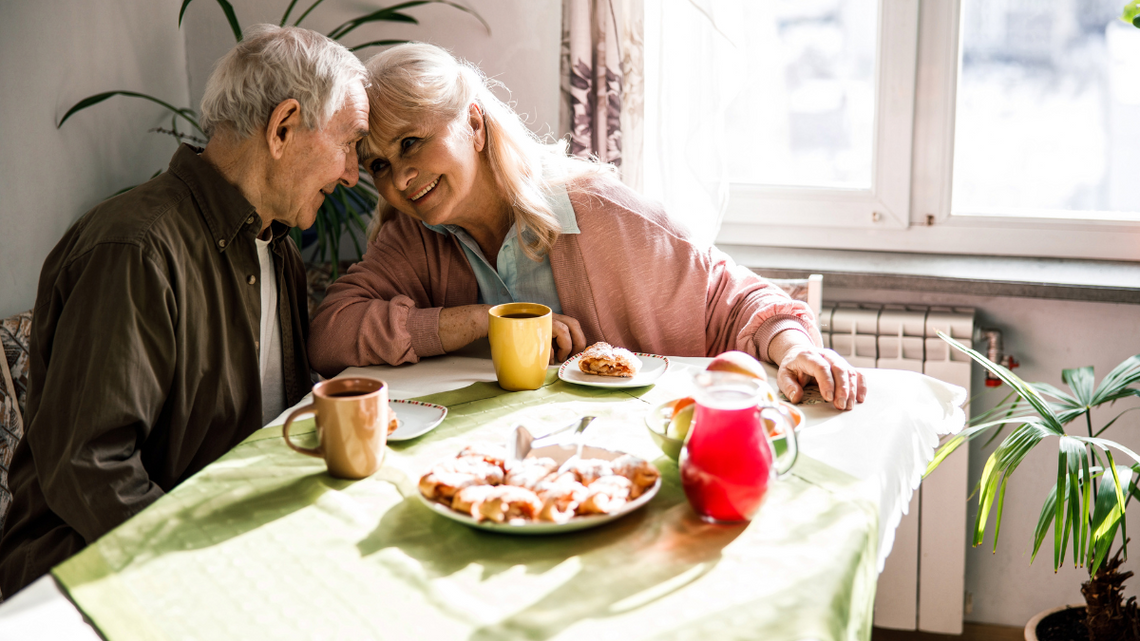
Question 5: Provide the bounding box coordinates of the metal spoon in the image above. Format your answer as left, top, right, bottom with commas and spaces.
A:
573, 415, 596, 458
509, 415, 597, 460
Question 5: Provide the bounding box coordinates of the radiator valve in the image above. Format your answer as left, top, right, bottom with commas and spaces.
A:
980, 328, 1019, 387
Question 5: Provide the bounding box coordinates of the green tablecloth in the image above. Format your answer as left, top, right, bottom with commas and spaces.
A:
53, 369, 879, 641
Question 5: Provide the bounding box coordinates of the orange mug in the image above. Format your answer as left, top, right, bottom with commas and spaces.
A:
282, 377, 389, 479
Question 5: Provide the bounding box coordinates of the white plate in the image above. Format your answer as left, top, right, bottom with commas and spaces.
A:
418, 444, 661, 535
557, 352, 669, 388
387, 399, 448, 442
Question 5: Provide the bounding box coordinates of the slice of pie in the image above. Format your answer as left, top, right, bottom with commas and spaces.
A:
577, 342, 642, 378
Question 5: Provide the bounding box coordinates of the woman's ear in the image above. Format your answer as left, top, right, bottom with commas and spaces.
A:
468, 102, 486, 152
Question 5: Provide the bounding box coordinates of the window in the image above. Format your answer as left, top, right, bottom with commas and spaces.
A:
650, 0, 1140, 261
953, 0, 1140, 222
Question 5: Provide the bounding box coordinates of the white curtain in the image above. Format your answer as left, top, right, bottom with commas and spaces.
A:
643, 0, 750, 246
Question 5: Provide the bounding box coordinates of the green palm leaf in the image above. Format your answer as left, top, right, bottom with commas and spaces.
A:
293, 0, 327, 27
1095, 405, 1140, 437
940, 333, 1066, 434
179, 0, 243, 42
349, 39, 409, 53
1031, 477, 1061, 564
1059, 436, 1085, 568
1124, 2, 1140, 27
1091, 355, 1140, 406
1031, 381, 1080, 408
925, 416, 1040, 477
1074, 435, 1140, 467
58, 91, 202, 134
1063, 366, 1097, 407
328, 1, 490, 41
973, 420, 1053, 548
280, 0, 301, 26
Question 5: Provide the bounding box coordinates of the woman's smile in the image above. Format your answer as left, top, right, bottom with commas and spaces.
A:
410, 177, 440, 202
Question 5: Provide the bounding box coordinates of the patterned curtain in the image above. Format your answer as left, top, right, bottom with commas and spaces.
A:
561, 0, 644, 190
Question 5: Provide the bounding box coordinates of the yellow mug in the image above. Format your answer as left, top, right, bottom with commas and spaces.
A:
282, 377, 388, 479
488, 303, 552, 391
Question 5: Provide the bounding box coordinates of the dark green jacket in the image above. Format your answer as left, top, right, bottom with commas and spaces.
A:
0, 144, 312, 596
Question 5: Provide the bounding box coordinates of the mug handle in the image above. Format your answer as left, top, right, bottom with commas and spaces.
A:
759, 406, 798, 477
282, 403, 323, 458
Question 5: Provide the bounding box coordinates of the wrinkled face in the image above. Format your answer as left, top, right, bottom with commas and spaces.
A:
360, 104, 486, 229
270, 81, 370, 230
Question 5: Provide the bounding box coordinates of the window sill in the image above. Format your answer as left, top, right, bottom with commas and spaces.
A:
718, 244, 1140, 305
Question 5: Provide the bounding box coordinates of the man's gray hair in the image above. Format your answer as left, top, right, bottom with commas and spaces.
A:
199, 24, 367, 140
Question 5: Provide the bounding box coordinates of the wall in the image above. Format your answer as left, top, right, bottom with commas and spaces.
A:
0, 0, 561, 317
0, 0, 189, 319
178, 0, 562, 139
830, 286, 1140, 627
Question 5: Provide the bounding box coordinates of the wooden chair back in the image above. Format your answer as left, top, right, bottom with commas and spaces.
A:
767, 274, 823, 319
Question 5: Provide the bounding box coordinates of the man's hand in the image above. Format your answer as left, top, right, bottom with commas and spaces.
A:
767, 329, 866, 411
551, 313, 586, 363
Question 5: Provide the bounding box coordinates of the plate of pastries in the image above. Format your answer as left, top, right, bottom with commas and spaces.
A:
558, 342, 669, 389
418, 442, 661, 534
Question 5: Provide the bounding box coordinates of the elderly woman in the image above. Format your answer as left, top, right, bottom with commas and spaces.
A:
308, 43, 865, 410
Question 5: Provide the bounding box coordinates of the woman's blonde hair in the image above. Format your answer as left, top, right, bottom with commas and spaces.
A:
360, 42, 611, 259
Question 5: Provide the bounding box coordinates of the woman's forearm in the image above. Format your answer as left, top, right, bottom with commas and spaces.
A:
438, 305, 492, 353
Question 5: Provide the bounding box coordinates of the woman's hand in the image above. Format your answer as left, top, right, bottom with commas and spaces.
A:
438, 306, 585, 363
768, 330, 866, 411
551, 313, 586, 363
438, 305, 493, 353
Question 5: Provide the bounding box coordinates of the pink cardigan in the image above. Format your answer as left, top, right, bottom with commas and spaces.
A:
308, 175, 820, 377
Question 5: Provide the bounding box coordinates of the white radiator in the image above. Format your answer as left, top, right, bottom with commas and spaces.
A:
820, 304, 974, 635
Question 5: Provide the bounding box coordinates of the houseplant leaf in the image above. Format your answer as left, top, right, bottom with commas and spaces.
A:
1095, 404, 1140, 437
925, 416, 1039, 478
1032, 381, 1080, 407
1063, 366, 1097, 407
349, 39, 408, 53
179, 0, 243, 42
279, 0, 301, 26
973, 420, 1053, 549
1091, 355, 1140, 406
293, 0, 328, 27
1123, 1, 1140, 26
328, 1, 490, 40
59, 91, 202, 134
939, 332, 1066, 434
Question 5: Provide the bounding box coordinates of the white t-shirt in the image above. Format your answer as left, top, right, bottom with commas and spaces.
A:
255, 236, 285, 426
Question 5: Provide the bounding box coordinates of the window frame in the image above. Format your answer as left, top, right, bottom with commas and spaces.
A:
716, 0, 1140, 262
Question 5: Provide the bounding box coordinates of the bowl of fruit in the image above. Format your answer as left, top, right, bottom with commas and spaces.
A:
645, 397, 693, 461
644, 351, 803, 461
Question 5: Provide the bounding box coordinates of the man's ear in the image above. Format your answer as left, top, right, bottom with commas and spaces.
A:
468, 102, 486, 153
265, 99, 303, 159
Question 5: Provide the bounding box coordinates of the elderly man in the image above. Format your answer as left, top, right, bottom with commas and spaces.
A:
0, 24, 368, 596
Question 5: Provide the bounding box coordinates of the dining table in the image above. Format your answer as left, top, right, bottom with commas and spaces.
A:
0, 347, 965, 641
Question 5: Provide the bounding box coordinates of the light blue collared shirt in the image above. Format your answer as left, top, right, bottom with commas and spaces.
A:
423, 185, 577, 314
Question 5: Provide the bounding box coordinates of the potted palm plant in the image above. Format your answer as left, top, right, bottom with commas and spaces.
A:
56, 0, 487, 315
927, 332, 1140, 641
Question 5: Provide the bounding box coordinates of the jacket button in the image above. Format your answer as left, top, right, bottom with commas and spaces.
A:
248, 275, 257, 285
246, 216, 255, 225
217, 239, 226, 248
